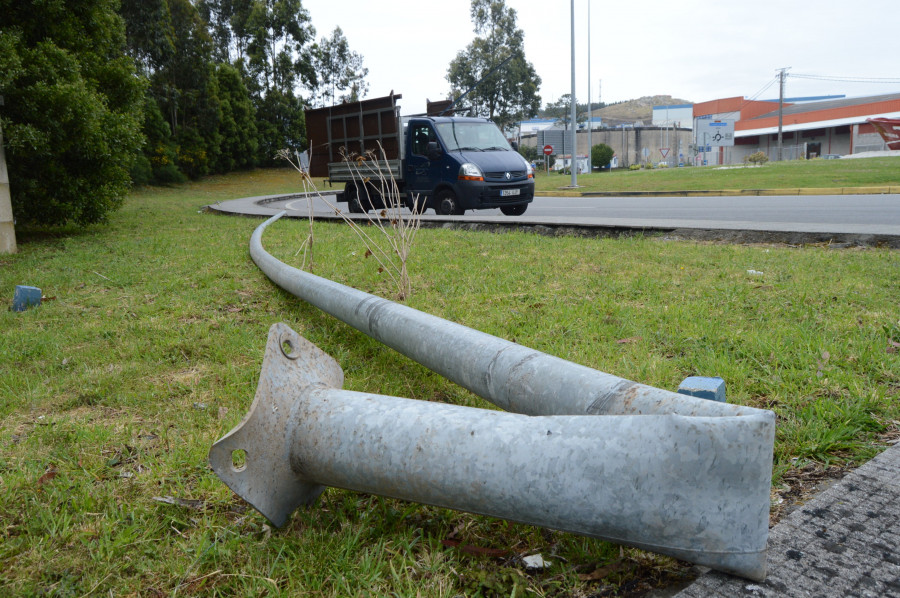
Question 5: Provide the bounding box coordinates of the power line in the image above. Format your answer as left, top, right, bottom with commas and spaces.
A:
711, 75, 779, 120
790, 73, 900, 84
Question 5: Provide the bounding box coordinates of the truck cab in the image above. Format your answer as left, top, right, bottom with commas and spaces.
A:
305, 93, 534, 216
404, 117, 534, 215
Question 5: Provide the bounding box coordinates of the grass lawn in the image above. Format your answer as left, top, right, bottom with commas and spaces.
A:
1, 168, 898, 596
533, 155, 900, 193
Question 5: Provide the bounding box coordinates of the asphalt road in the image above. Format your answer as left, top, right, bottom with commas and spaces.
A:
271, 193, 900, 236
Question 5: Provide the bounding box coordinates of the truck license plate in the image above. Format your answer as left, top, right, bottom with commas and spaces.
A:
500, 189, 520, 197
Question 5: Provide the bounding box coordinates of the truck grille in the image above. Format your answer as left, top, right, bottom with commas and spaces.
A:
485, 170, 527, 180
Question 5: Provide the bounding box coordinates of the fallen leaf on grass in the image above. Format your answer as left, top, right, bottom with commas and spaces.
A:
441, 538, 510, 558
578, 559, 627, 581
887, 340, 900, 354
37, 465, 58, 486
616, 337, 642, 344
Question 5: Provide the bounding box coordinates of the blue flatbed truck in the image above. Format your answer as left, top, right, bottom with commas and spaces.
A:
305, 93, 534, 216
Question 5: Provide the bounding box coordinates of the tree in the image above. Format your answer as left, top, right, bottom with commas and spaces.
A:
541, 95, 601, 129
311, 27, 369, 107
214, 63, 258, 171
119, 0, 176, 75
517, 144, 538, 163
447, 0, 541, 131
242, 0, 315, 162
149, 0, 223, 179
0, 0, 145, 226
243, 0, 315, 98
254, 89, 305, 164
544, 94, 574, 129
130, 92, 185, 186
591, 143, 614, 170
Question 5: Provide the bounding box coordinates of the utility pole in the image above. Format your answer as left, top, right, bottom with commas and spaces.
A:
587, 0, 592, 173
0, 95, 17, 254
776, 67, 789, 161
569, 0, 577, 187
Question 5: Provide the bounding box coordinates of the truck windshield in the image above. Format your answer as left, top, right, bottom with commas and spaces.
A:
435, 121, 511, 152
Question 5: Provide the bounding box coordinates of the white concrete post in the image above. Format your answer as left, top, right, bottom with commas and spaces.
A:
0, 112, 17, 254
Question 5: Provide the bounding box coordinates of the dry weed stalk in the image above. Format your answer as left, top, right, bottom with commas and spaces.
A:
275, 149, 317, 272
278, 143, 422, 300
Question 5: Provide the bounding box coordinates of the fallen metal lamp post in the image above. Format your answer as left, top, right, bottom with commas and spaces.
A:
211, 324, 773, 580
209, 212, 776, 581
247, 213, 763, 421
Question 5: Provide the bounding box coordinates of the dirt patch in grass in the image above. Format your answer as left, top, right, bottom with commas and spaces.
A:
770, 463, 852, 524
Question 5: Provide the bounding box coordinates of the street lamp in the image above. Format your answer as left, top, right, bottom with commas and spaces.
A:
587, 0, 592, 173
569, 0, 577, 187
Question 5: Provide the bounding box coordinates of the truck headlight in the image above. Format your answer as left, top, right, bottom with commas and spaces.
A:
521, 157, 534, 179
458, 162, 484, 181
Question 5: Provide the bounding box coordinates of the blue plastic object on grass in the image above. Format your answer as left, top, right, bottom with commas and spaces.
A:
12, 285, 41, 312
678, 376, 727, 403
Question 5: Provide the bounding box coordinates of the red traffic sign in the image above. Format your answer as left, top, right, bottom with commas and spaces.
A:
543, 144, 554, 156
660, 147, 670, 158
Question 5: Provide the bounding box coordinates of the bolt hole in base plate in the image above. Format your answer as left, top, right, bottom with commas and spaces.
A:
231, 449, 247, 472
280, 333, 300, 359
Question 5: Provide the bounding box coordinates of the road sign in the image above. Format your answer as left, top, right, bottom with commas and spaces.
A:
543, 144, 553, 156
660, 148, 670, 158
696, 119, 735, 147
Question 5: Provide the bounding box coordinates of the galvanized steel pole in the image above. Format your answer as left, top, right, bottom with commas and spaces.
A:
570, 0, 578, 187
211, 324, 773, 580
223, 213, 779, 580
250, 212, 767, 421
587, 0, 592, 173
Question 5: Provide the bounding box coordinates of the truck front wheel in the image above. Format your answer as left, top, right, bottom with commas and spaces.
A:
436, 190, 464, 216
500, 204, 528, 216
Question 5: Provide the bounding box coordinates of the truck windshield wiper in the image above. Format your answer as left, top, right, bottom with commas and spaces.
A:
456, 146, 484, 152
484, 146, 509, 152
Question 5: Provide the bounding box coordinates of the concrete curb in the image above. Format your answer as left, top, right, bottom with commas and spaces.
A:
205, 194, 900, 249
536, 186, 900, 198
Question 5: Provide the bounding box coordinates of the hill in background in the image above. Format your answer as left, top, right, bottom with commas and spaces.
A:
593, 95, 692, 124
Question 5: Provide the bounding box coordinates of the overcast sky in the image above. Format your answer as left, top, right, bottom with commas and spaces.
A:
301, 0, 900, 116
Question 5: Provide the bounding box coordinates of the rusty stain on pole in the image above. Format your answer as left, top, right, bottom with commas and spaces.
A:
211, 324, 774, 580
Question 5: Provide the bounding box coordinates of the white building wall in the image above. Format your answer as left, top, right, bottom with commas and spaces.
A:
653, 105, 694, 129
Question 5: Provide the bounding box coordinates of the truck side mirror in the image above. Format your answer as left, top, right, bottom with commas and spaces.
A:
426, 141, 442, 161
510, 141, 519, 151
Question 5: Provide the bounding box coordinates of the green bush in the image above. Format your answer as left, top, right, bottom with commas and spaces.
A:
0, 0, 144, 226
518, 144, 538, 163
745, 151, 769, 165
590, 143, 614, 170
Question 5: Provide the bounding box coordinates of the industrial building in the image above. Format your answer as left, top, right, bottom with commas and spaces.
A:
693, 93, 900, 165
519, 92, 900, 169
